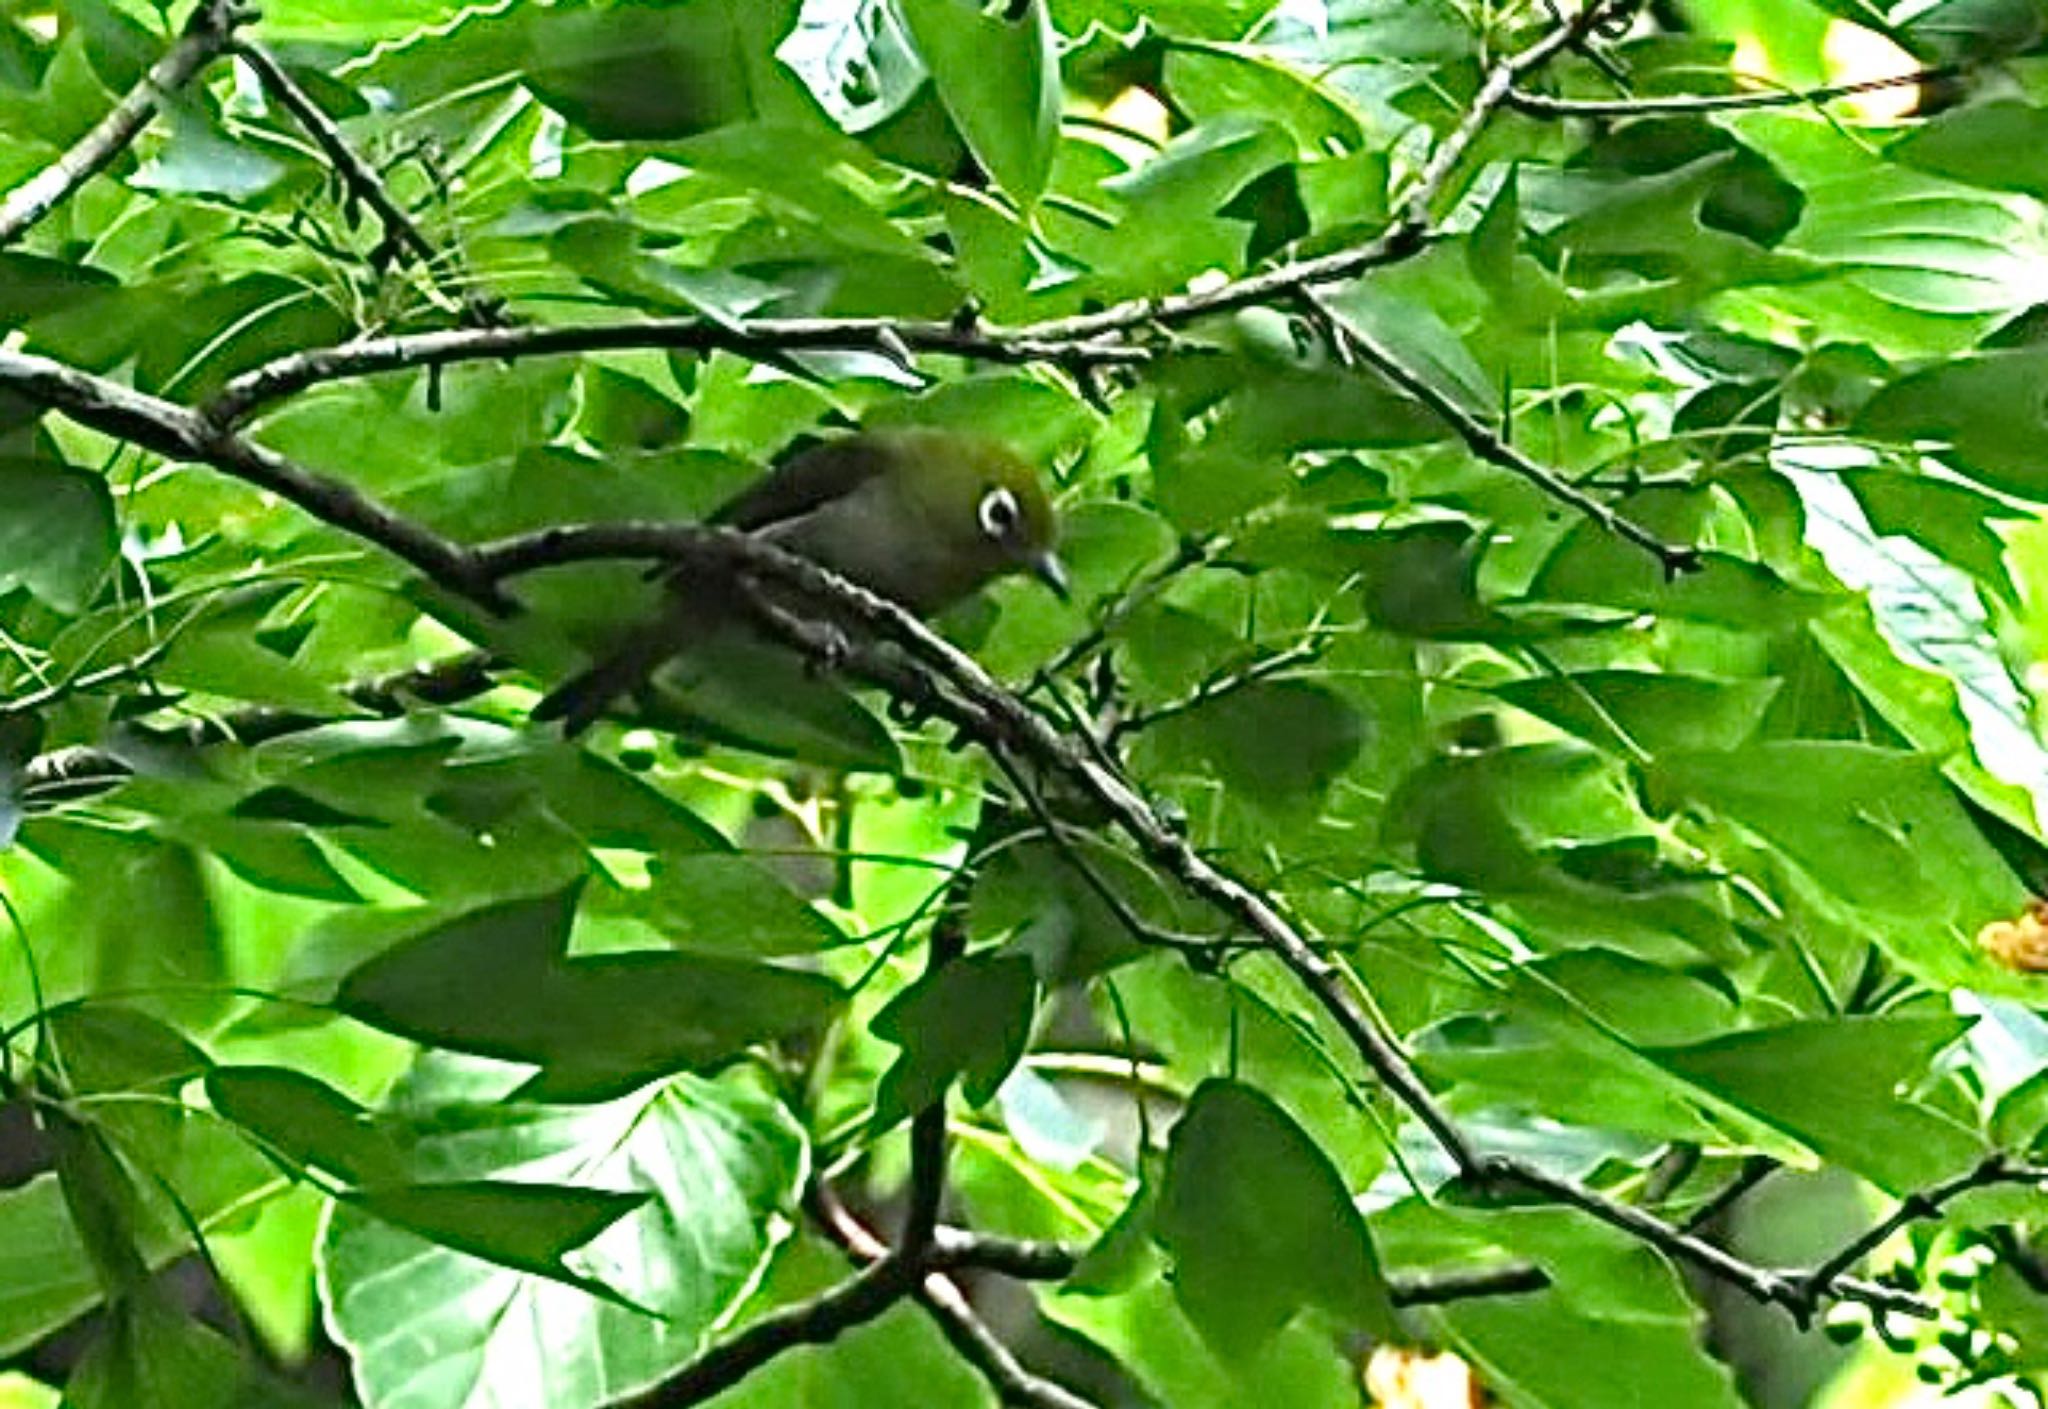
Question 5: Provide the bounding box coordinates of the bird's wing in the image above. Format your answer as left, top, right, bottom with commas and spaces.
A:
710, 435, 897, 531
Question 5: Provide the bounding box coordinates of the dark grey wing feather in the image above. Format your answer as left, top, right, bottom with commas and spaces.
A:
709, 436, 895, 530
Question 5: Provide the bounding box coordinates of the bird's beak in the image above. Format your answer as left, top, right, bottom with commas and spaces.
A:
1031, 552, 1071, 601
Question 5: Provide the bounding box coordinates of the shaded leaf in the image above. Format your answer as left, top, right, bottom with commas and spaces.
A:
0, 456, 114, 612
335, 885, 844, 1099
874, 953, 1037, 1122
897, 0, 1061, 205
1155, 1080, 1398, 1357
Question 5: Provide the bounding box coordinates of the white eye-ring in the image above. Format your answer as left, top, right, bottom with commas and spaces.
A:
978, 486, 1021, 541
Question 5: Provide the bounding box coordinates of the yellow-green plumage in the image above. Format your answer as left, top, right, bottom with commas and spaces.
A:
533, 428, 1063, 734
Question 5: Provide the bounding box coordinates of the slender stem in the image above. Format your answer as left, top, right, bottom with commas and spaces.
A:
615, 1257, 918, 1408
819, 1191, 1101, 1409
0, 1, 251, 247
1797, 1156, 2043, 1308
1507, 65, 1959, 118
235, 41, 502, 323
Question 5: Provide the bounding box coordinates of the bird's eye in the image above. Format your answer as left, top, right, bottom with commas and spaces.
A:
977, 486, 1021, 541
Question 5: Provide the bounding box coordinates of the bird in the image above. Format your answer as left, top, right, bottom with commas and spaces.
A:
532, 426, 1067, 736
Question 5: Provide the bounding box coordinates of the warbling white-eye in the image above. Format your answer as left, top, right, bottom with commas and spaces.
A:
533, 427, 1068, 735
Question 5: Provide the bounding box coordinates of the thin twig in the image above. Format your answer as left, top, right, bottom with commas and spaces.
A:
1109, 637, 1327, 740
199, 316, 1150, 429
1299, 284, 1699, 575
0, 0, 251, 247
819, 1190, 1101, 1409
234, 41, 503, 324
1507, 65, 1958, 118
1388, 1262, 1550, 1306
1796, 1156, 2044, 1311
615, 1256, 918, 1408
0, 349, 504, 607
1679, 1155, 1778, 1234
1400, 1, 1629, 229
1034, 534, 1216, 685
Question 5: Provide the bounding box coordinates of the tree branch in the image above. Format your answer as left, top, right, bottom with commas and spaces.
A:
199, 316, 1150, 430
1507, 66, 1957, 118
232, 40, 504, 325
817, 1190, 1101, 1409
0, 349, 506, 608
467, 515, 1485, 1177
1795, 1155, 2045, 1312
615, 1256, 919, 1409
1299, 284, 1699, 575
0, 0, 251, 247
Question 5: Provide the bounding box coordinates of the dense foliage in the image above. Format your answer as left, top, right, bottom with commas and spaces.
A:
8, 0, 2048, 1406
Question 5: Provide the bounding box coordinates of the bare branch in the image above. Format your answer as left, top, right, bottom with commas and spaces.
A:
200, 316, 1149, 430
233, 41, 503, 325
1508, 66, 1958, 118
0, 349, 504, 608
614, 1256, 919, 1409
0, 0, 251, 247
819, 1192, 1101, 1409
1299, 284, 1700, 575
1796, 1155, 2045, 1311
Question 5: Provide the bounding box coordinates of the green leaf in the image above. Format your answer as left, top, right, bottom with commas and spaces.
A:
1857, 351, 2048, 499
1144, 680, 1364, 804
1648, 742, 2022, 924
1436, 1283, 1745, 1409
1218, 163, 1310, 265
204, 1066, 408, 1187
552, 218, 787, 327
1492, 671, 1780, 756
873, 952, 1037, 1122
0, 456, 114, 612
1651, 1017, 1984, 1192
350, 1180, 649, 1305
1891, 99, 2048, 200
1155, 1080, 1398, 1357
1838, 468, 2020, 600
321, 1061, 807, 1409
1353, 522, 1514, 638
521, 0, 807, 140
896, 0, 1061, 205
0, 252, 117, 324
64, 1291, 317, 1409
574, 366, 691, 452
44, 1108, 150, 1299
1751, 112, 2048, 323
130, 105, 287, 199
334, 885, 845, 1100
1045, 1263, 1365, 1408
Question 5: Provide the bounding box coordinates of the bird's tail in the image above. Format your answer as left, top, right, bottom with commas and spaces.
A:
532, 625, 675, 736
